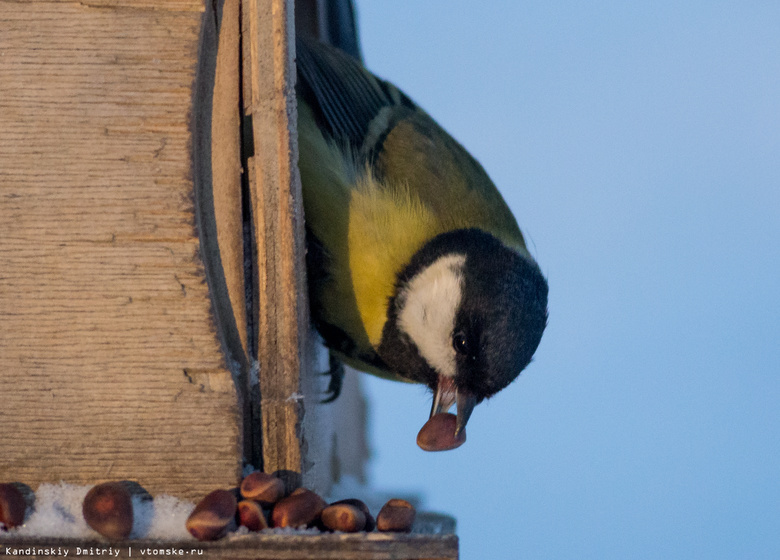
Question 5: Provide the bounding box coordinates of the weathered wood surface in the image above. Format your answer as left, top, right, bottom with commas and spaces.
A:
242, 0, 313, 491
240, 0, 371, 497
0, 0, 243, 499
0, 513, 457, 560
0, 537, 458, 560
210, 0, 250, 370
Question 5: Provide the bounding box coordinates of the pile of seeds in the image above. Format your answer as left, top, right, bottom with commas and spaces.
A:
0, 477, 416, 542
186, 471, 416, 541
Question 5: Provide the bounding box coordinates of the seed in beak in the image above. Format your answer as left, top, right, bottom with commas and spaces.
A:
416, 412, 466, 451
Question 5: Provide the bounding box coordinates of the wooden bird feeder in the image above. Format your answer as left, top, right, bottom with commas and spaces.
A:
0, 0, 457, 557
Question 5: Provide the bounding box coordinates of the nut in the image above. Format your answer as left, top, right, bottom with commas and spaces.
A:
320, 503, 366, 532
237, 499, 268, 531
0, 483, 28, 530
330, 498, 375, 531
239, 472, 285, 506
376, 499, 415, 533
416, 412, 466, 451
271, 488, 326, 528
82, 482, 134, 540
185, 489, 237, 541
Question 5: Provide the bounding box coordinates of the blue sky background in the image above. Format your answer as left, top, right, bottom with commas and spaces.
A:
351, 2, 780, 559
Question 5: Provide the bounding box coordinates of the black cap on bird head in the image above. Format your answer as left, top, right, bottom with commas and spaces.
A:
379, 228, 548, 435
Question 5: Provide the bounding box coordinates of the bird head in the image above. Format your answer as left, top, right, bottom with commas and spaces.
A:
378, 228, 548, 435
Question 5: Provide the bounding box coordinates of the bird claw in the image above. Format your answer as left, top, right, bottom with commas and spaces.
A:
320, 353, 345, 403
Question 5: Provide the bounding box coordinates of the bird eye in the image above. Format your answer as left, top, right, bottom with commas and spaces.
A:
452, 332, 469, 355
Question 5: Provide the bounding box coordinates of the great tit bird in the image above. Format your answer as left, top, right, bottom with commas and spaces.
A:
296, 37, 548, 436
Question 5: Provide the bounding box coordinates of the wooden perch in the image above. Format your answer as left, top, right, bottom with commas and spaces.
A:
241, 0, 310, 491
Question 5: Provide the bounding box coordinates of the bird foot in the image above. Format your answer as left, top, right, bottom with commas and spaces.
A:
320, 353, 345, 403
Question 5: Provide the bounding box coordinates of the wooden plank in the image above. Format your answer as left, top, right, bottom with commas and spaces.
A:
242, 0, 313, 491
0, 536, 457, 560
211, 0, 250, 376
0, 514, 457, 560
241, 0, 361, 497
0, 0, 244, 500
194, 0, 258, 465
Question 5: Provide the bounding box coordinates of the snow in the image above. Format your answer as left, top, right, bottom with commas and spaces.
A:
11, 482, 92, 539
137, 494, 195, 541
5, 482, 195, 541
2, 476, 426, 540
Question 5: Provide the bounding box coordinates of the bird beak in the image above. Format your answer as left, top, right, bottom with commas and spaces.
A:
455, 390, 476, 437
430, 375, 477, 437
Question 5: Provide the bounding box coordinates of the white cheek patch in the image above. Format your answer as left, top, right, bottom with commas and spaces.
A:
397, 254, 466, 378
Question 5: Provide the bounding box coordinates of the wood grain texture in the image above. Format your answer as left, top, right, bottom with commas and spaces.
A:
242, 0, 314, 491
0, 0, 243, 499
0, 513, 457, 559
2, 521, 457, 560
211, 0, 248, 362
193, 0, 258, 466
9, 0, 203, 9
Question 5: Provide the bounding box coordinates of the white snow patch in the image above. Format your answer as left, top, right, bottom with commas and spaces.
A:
12, 482, 92, 538
5, 482, 195, 541
140, 494, 195, 541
